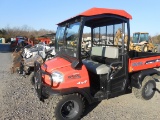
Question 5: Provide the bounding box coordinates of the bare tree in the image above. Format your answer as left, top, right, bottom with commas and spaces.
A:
2, 25, 55, 39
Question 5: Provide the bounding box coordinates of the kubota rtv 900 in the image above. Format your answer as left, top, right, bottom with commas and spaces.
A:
34, 8, 159, 120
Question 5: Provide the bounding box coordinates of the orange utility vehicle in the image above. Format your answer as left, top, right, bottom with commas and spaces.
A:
34, 8, 159, 120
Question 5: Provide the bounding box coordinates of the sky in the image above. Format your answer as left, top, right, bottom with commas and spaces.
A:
0, 0, 160, 36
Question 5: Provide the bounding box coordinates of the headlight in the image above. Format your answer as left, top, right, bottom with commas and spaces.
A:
51, 71, 64, 83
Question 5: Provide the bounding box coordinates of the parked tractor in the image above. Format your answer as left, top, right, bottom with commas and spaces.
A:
130, 32, 157, 52
34, 8, 160, 120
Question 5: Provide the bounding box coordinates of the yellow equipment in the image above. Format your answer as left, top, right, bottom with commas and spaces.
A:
131, 32, 157, 52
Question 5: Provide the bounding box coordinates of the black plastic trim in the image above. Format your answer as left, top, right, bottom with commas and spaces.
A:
42, 83, 93, 104
131, 69, 159, 89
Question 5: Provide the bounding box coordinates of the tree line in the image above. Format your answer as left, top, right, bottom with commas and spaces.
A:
0, 25, 160, 44
151, 35, 160, 44
0, 25, 55, 42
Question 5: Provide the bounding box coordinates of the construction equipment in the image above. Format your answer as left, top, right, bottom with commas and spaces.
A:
130, 32, 157, 52
11, 42, 55, 74
19, 42, 55, 75
33, 8, 160, 120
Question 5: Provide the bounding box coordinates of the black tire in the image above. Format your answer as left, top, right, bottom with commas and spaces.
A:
48, 94, 85, 120
29, 72, 35, 85
132, 76, 156, 100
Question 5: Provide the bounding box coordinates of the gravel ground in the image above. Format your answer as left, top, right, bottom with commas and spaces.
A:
0, 52, 160, 120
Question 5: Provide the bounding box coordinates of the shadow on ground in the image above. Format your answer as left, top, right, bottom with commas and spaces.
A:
155, 88, 160, 94
153, 77, 160, 94
82, 101, 101, 118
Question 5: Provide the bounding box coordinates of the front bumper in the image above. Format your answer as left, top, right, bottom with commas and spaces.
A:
34, 61, 60, 100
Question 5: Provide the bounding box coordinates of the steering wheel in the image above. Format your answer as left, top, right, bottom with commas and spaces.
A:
81, 50, 90, 59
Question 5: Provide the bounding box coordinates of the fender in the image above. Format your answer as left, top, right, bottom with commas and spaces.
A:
43, 85, 94, 104
131, 68, 159, 89
59, 87, 94, 104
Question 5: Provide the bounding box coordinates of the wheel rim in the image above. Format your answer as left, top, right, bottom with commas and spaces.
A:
144, 82, 154, 97
154, 48, 157, 53
61, 100, 79, 119
144, 46, 148, 52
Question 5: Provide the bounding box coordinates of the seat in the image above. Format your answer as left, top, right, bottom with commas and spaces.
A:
91, 46, 119, 58
91, 46, 119, 64
83, 46, 119, 75
82, 60, 110, 74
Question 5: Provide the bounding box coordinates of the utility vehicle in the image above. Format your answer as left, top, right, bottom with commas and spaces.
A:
34, 8, 160, 120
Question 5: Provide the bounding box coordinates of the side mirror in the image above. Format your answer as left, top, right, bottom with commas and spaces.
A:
71, 60, 82, 69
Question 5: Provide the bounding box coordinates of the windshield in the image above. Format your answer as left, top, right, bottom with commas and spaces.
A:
56, 22, 81, 58
55, 26, 65, 49
132, 33, 149, 43
132, 33, 139, 43
139, 33, 149, 42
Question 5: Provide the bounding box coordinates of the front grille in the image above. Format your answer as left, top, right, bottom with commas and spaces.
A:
34, 61, 53, 87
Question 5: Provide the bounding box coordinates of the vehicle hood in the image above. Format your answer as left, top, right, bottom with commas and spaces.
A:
41, 57, 71, 72
133, 41, 148, 45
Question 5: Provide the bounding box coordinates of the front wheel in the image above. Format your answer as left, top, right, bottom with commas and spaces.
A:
48, 94, 85, 120
142, 45, 148, 52
132, 76, 156, 100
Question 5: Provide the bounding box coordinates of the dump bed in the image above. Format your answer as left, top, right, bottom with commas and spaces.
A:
129, 51, 160, 72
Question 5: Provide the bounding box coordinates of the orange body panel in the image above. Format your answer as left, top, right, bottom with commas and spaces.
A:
129, 56, 160, 72
27, 38, 50, 46
37, 38, 50, 44
41, 57, 90, 90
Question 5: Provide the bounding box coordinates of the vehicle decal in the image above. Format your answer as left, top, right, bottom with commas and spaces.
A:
77, 80, 87, 85
132, 62, 143, 67
68, 73, 81, 79
145, 59, 160, 64
129, 57, 160, 72
132, 59, 160, 67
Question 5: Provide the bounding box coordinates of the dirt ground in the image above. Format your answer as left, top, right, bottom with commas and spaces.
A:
0, 52, 160, 120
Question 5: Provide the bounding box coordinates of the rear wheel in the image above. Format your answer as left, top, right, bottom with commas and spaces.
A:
48, 94, 85, 120
132, 76, 156, 100
152, 47, 157, 53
